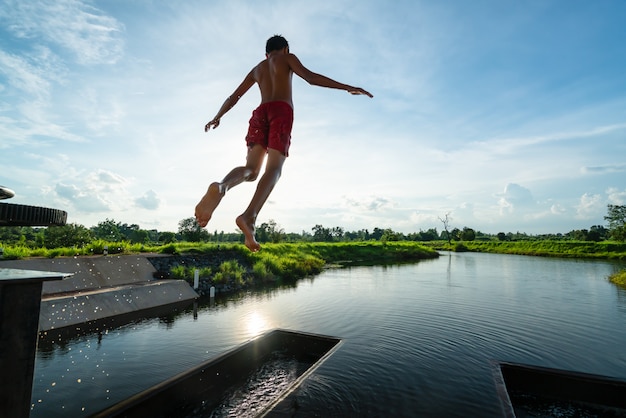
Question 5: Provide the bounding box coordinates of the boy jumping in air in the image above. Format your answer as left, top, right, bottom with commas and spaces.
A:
195, 35, 373, 252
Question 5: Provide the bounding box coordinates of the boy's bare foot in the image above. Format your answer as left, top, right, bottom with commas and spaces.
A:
195, 182, 224, 227
236, 214, 260, 252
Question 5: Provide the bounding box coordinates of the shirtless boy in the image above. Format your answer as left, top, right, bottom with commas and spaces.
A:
195, 35, 372, 252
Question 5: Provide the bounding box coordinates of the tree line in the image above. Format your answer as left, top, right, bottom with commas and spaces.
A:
0, 205, 624, 249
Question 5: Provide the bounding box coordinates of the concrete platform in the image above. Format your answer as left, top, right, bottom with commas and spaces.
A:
0, 254, 169, 295
39, 280, 197, 331
0, 254, 198, 331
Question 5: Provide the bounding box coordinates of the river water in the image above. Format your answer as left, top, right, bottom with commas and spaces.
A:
30, 252, 626, 417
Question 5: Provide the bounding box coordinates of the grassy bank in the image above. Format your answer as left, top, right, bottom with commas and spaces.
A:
0, 241, 438, 289
0, 239, 161, 259
609, 270, 626, 288
421, 240, 626, 260
165, 241, 439, 280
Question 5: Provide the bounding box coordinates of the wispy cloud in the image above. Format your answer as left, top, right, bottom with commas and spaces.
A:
0, 0, 125, 65
472, 123, 626, 156
581, 164, 626, 175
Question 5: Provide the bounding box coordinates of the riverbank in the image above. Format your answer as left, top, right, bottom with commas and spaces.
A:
422, 240, 626, 260
0, 242, 439, 330
609, 269, 626, 287
151, 242, 440, 295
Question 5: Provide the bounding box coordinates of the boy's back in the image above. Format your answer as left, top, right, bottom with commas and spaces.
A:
253, 53, 295, 108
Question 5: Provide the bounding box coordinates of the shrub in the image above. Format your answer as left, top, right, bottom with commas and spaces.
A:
252, 260, 274, 282
215, 260, 246, 286
170, 265, 189, 280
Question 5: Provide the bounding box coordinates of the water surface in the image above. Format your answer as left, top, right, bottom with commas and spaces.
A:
31, 252, 626, 417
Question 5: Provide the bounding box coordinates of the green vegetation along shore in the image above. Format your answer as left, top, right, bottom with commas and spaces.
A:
422, 240, 626, 260
0, 241, 439, 294
3, 239, 626, 289
609, 270, 626, 287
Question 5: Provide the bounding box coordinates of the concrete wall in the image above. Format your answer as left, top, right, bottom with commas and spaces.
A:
0, 254, 169, 295
0, 254, 198, 331
40, 281, 197, 331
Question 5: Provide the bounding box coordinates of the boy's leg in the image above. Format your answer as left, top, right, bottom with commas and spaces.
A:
195, 145, 266, 227
236, 148, 286, 252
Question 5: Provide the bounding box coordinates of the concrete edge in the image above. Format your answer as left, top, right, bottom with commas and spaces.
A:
39, 280, 198, 332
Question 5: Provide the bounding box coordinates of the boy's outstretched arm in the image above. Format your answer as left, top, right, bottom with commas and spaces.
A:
205, 71, 256, 132
287, 54, 373, 98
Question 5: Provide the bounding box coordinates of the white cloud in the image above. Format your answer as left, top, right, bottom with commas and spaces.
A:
575, 193, 603, 220
135, 190, 161, 210
341, 195, 394, 212
47, 169, 133, 214
550, 204, 566, 215
496, 183, 534, 214
607, 188, 626, 205
55, 182, 111, 212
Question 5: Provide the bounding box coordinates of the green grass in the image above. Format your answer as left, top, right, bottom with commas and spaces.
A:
422, 240, 626, 260
156, 241, 438, 288
294, 241, 439, 265
609, 269, 626, 288
0, 239, 163, 259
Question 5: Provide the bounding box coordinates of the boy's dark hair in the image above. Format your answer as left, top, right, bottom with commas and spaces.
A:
266, 35, 289, 53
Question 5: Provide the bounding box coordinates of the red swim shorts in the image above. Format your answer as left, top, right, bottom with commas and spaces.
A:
245, 101, 294, 156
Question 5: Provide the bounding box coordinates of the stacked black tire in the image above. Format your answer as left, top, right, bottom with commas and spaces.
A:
0, 203, 67, 227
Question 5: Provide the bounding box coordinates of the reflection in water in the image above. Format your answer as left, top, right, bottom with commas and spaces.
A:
244, 311, 272, 338
31, 253, 626, 417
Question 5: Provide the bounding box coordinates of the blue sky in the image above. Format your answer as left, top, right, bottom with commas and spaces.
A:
1, 0, 625, 235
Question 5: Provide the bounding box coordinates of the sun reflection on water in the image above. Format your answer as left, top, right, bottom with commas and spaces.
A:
245, 311, 272, 338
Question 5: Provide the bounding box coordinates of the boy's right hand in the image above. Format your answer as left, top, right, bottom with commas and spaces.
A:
205, 118, 220, 131
347, 87, 373, 98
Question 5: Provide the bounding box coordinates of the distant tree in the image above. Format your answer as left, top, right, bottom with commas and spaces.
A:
146, 229, 160, 243
0, 226, 39, 246
331, 226, 344, 241
256, 220, 285, 243
438, 213, 452, 244
589, 225, 609, 241
256, 222, 271, 243
381, 228, 401, 242
496, 232, 507, 241
604, 204, 626, 241
128, 229, 149, 244
44, 223, 93, 248
268, 220, 286, 243
119, 223, 140, 241
371, 227, 384, 241
568, 229, 588, 241
312, 224, 332, 242
91, 219, 123, 241
178, 217, 209, 242
159, 231, 176, 244
421, 228, 439, 241
460, 227, 476, 241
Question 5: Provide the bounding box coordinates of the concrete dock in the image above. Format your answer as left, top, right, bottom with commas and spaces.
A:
0, 254, 198, 331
